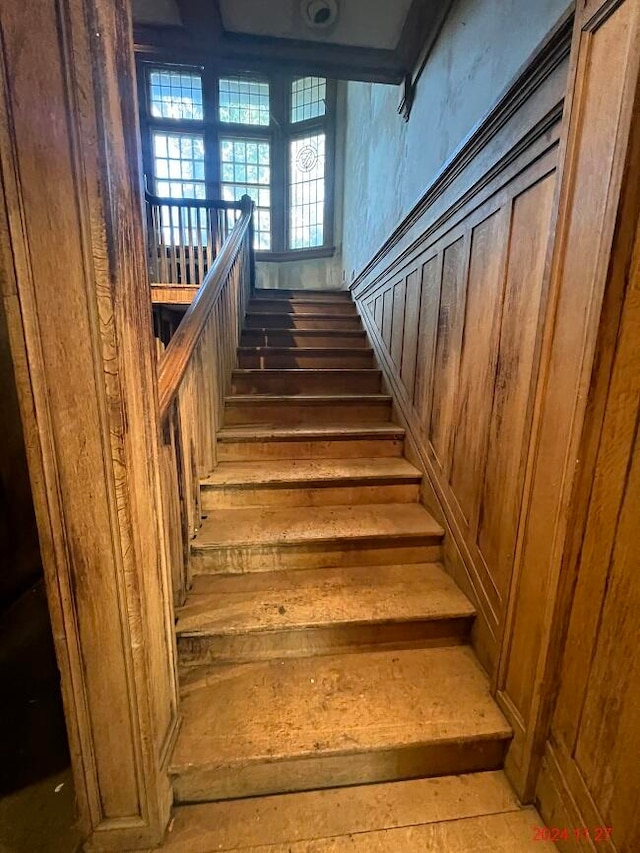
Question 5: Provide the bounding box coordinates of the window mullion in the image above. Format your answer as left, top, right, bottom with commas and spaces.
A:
270, 75, 287, 255
203, 65, 220, 199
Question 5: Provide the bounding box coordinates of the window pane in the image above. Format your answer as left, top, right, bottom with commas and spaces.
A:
152, 131, 206, 199
220, 137, 271, 250
289, 133, 325, 250
291, 77, 326, 123
149, 68, 203, 120
219, 78, 270, 126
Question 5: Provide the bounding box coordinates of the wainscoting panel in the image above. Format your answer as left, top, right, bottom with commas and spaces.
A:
361, 148, 559, 652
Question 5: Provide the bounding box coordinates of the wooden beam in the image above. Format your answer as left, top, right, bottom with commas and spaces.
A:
0, 0, 178, 849
134, 24, 407, 84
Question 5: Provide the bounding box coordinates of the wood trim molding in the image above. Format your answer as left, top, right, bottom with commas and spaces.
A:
397, 0, 455, 121
351, 5, 574, 293
0, 0, 178, 848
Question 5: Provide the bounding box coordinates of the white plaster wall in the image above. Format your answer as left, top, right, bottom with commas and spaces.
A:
341, 0, 571, 281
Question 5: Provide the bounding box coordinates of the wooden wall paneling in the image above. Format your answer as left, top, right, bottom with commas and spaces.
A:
429, 236, 470, 476
498, 0, 640, 803
390, 277, 407, 370
382, 286, 394, 350
0, 0, 179, 847
400, 269, 421, 403
450, 207, 510, 532
535, 182, 640, 853
414, 254, 444, 429
477, 173, 557, 620
374, 294, 383, 332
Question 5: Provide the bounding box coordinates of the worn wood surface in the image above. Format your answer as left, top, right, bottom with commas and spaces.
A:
355, 100, 562, 660
533, 4, 640, 841
0, 0, 178, 847
159, 772, 535, 852
170, 646, 510, 802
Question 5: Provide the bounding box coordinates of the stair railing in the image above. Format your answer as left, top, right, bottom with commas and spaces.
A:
145, 192, 245, 285
157, 195, 255, 605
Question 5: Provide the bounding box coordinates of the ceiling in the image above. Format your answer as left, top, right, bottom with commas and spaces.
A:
133, 0, 414, 50
132, 0, 452, 85
218, 0, 414, 51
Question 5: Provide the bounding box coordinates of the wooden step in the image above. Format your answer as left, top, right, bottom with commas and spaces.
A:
191, 503, 443, 573
249, 299, 357, 316
217, 424, 406, 461
245, 313, 361, 330
241, 329, 368, 348
231, 369, 382, 396
253, 288, 351, 301
224, 394, 392, 426
201, 457, 421, 509
170, 646, 511, 802
157, 772, 536, 852
238, 347, 374, 369
176, 563, 475, 666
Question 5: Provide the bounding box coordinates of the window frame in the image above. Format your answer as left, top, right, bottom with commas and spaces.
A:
137, 60, 337, 260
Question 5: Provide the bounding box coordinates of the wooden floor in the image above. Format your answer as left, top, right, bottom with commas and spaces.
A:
166, 288, 551, 851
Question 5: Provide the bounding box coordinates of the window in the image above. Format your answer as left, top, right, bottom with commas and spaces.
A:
149, 69, 203, 120
291, 77, 326, 123
219, 78, 270, 126
289, 134, 326, 249
220, 139, 272, 250
152, 131, 206, 199
140, 64, 335, 256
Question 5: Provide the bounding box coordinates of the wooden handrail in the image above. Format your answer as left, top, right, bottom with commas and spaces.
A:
144, 191, 243, 211
157, 201, 253, 422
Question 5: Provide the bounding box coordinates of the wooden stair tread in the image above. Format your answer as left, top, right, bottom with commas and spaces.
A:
176, 563, 475, 637
253, 289, 351, 299
159, 771, 527, 852
237, 346, 373, 354
217, 423, 405, 442
194, 503, 443, 549
170, 646, 510, 771
232, 368, 379, 377
226, 393, 391, 403
201, 457, 420, 488
163, 809, 543, 852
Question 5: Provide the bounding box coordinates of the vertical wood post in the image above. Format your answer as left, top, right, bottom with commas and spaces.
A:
0, 0, 179, 849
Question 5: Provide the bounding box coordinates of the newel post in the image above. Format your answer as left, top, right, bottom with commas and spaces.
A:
240, 193, 257, 291
0, 0, 178, 850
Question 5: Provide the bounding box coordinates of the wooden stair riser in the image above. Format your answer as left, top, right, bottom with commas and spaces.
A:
217, 435, 405, 462
241, 330, 368, 348
171, 738, 509, 804
245, 314, 362, 330
201, 480, 420, 510
224, 397, 392, 426
178, 617, 473, 667
191, 538, 443, 574
253, 289, 352, 302
231, 370, 382, 396
238, 350, 375, 369
249, 300, 358, 316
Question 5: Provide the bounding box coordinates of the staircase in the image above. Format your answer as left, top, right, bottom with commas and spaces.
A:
165, 289, 543, 851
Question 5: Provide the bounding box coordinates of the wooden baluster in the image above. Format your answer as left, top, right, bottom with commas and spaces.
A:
196, 207, 204, 285
158, 204, 169, 283
188, 206, 196, 286
169, 204, 178, 284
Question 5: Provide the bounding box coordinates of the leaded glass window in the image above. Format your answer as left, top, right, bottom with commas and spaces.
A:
219, 78, 270, 126
220, 138, 271, 250
291, 77, 326, 123
152, 131, 206, 199
289, 133, 325, 249
149, 69, 204, 120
